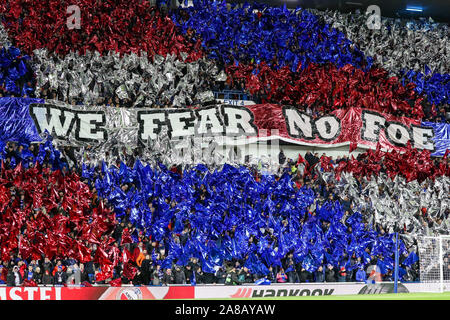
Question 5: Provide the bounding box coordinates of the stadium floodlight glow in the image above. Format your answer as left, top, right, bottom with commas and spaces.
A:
406, 5, 423, 12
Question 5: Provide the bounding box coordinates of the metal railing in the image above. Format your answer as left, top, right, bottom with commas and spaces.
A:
213, 90, 254, 102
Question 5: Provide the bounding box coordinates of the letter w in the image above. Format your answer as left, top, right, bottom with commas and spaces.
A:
31, 106, 76, 138
264, 305, 276, 314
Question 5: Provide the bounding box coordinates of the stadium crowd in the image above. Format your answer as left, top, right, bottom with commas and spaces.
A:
0, 138, 447, 286
0, 0, 448, 287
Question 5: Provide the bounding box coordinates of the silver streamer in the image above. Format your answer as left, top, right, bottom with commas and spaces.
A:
32, 50, 221, 107
310, 9, 450, 76
0, 23, 11, 48
325, 171, 450, 238
315, 166, 450, 254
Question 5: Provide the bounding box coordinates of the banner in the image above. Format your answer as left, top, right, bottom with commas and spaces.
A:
0, 286, 195, 300
421, 122, 450, 157
0, 282, 445, 300
0, 98, 448, 156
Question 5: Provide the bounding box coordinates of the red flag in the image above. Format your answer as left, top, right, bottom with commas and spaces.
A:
349, 142, 357, 153
443, 149, 449, 159
95, 264, 113, 282
122, 247, 132, 264
77, 243, 92, 263
22, 279, 37, 287
0, 160, 4, 177
94, 246, 113, 266
121, 228, 133, 245
109, 278, 122, 287
122, 262, 137, 280
14, 161, 23, 175
296, 153, 306, 165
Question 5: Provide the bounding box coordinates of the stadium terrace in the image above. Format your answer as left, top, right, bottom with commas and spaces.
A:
0, 0, 448, 299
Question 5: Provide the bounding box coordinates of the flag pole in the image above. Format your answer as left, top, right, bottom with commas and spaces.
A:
394, 232, 399, 294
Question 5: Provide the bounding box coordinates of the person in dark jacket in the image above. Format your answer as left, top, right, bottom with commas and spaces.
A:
325, 264, 336, 282
79, 264, 90, 283
33, 267, 43, 284
215, 267, 227, 284
173, 265, 186, 284
188, 258, 201, 272
84, 260, 96, 283
113, 221, 125, 244
42, 257, 53, 273
225, 267, 241, 285
193, 267, 205, 284
315, 265, 325, 282
7, 266, 22, 286
267, 266, 275, 282
140, 254, 152, 285
132, 270, 145, 285
162, 268, 175, 285
299, 268, 313, 282
54, 266, 67, 285
286, 262, 298, 283
42, 269, 54, 285
237, 267, 253, 284
184, 264, 193, 284
278, 149, 286, 165
180, 227, 190, 246
202, 271, 216, 284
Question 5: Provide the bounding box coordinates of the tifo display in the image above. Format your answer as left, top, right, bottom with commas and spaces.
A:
0, 0, 448, 290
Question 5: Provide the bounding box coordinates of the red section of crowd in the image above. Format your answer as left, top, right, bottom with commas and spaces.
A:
226, 62, 425, 119
0, 162, 129, 283
0, 0, 203, 61
305, 144, 449, 183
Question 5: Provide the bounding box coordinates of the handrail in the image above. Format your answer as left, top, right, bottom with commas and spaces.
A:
213, 90, 253, 101
0, 281, 426, 287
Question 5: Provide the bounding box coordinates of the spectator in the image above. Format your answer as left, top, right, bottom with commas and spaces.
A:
152, 265, 163, 286
84, 260, 96, 283
163, 268, 175, 285
215, 267, 227, 284
225, 267, 241, 285
0, 265, 6, 284
315, 266, 325, 282
237, 267, 253, 284
267, 266, 276, 282
337, 267, 347, 282
42, 269, 54, 285
24, 265, 35, 282
184, 264, 194, 284
276, 268, 288, 283
286, 262, 298, 283
79, 264, 90, 283
356, 266, 367, 282
7, 266, 22, 287
299, 268, 312, 283
132, 270, 146, 285
140, 254, 152, 285
174, 265, 186, 284
54, 265, 67, 285
33, 267, 43, 284
325, 264, 336, 282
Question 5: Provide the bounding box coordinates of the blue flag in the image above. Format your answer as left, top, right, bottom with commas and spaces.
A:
403, 252, 419, 267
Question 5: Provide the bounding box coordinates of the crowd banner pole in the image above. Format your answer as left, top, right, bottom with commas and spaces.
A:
394, 232, 399, 294
439, 236, 444, 293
